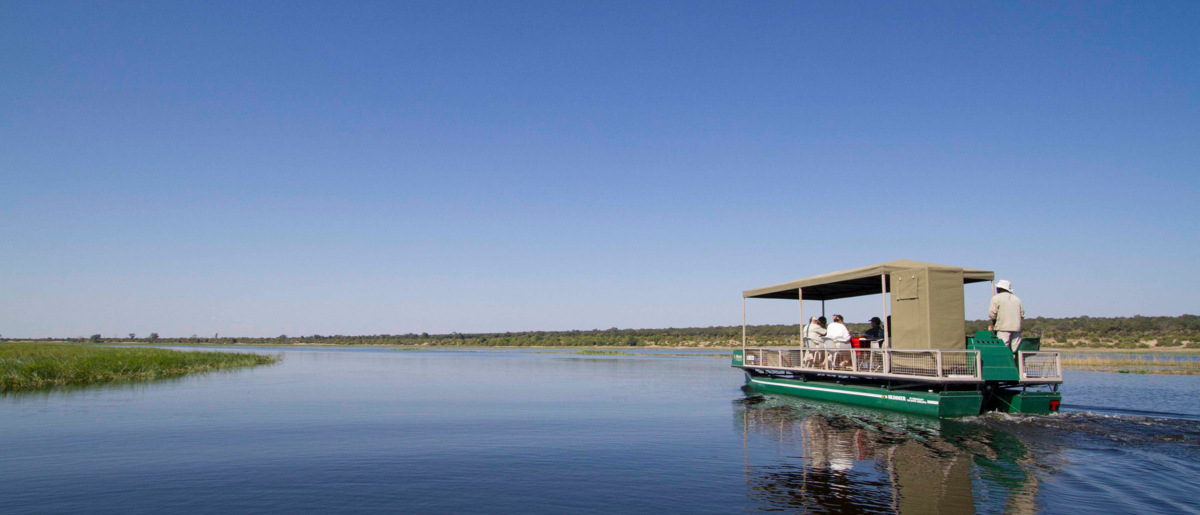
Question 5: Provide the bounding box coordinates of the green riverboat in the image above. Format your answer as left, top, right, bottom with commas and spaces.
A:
733, 260, 1062, 418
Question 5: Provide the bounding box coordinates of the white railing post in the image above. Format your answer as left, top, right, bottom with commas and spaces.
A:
1017, 351, 1026, 380
798, 287, 803, 348
935, 351, 943, 378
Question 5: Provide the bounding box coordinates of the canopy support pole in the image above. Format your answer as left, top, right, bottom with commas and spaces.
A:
798, 288, 804, 347
742, 297, 747, 351
881, 274, 890, 349
989, 280, 996, 331
822, 300, 825, 317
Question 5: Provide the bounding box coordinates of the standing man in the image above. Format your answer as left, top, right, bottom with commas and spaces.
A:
989, 280, 1025, 354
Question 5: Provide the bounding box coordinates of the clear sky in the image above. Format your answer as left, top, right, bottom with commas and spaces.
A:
2, 1, 1197, 338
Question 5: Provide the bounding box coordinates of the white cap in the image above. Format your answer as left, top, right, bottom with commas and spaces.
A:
996, 279, 1012, 292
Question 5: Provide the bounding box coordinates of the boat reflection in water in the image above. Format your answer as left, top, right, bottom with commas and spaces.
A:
737, 388, 1053, 514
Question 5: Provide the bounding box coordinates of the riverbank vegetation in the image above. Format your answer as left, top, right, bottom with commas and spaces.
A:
6, 315, 1196, 350
1060, 354, 1200, 374
0, 344, 279, 391
967, 315, 1200, 350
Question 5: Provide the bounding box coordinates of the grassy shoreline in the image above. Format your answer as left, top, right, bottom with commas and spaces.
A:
73, 342, 1200, 352
15, 315, 1197, 350
44, 340, 1200, 355
1060, 354, 1200, 375
0, 343, 280, 392
6, 342, 1198, 376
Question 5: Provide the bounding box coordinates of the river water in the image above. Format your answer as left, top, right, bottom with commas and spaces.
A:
2, 347, 1198, 514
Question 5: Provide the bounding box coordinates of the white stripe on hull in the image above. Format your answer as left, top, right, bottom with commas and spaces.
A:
749, 378, 940, 406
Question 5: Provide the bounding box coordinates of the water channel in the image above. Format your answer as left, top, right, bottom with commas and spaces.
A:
2, 347, 1198, 514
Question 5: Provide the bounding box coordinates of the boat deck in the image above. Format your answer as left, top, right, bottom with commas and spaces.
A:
736, 347, 1062, 384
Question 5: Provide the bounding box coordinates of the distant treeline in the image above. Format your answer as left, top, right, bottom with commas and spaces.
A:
966, 315, 1200, 348
10, 315, 1198, 349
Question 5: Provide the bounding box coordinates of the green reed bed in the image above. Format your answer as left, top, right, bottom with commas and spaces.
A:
0, 343, 280, 391
575, 350, 727, 358
1061, 354, 1200, 375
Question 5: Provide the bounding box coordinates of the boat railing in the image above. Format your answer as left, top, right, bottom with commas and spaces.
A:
741, 347, 983, 383
1018, 351, 1063, 383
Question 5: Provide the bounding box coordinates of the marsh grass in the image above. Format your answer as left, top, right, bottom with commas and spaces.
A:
1061, 354, 1200, 375
0, 343, 280, 391
575, 350, 727, 358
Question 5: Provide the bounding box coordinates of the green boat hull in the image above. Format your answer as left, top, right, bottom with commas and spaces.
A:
745, 376, 985, 418
734, 347, 1061, 417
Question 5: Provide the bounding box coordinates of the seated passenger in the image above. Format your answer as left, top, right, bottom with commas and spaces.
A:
804, 316, 826, 347
825, 315, 851, 349
864, 317, 884, 339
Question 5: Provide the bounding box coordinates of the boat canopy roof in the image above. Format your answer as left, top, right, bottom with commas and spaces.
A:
743, 259, 994, 301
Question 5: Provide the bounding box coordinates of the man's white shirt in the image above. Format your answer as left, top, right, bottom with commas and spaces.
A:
825, 322, 851, 348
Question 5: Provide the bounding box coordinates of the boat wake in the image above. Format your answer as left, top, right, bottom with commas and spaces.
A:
1062, 403, 1200, 421
963, 409, 1200, 449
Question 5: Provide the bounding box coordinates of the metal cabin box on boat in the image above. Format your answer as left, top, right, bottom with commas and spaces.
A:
733, 260, 1062, 418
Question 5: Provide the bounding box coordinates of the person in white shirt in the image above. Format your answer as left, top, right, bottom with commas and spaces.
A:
804, 317, 827, 347
825, 315, 851, 349
988, 279, 1025, 354
802, 317, 827, 367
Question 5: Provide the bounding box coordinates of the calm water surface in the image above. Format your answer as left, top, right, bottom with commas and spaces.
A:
3, 347, 1198, 514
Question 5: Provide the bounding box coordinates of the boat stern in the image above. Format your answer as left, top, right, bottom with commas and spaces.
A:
985, 390, 1062, 415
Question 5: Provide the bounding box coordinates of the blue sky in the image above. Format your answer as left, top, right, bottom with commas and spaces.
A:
2, 1, 1197, 338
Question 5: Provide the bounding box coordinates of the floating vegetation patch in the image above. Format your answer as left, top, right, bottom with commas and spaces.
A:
0, 343, 280, 391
